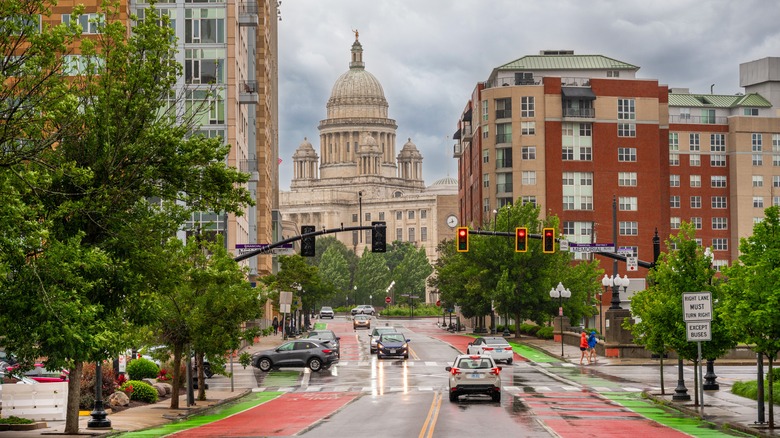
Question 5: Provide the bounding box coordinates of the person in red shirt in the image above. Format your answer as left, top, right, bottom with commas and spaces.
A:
579, 331, 591, 365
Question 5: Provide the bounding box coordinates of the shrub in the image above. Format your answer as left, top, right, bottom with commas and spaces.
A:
770, 367, 780, 383
79, 362, 118, 410
121, 380, 159, 403
126, 358, 159, 381
519, 323, 541, 336
0, 416, 35, 425
536, 326, 554, 339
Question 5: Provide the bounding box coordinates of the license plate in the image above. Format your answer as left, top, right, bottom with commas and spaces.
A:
390, 349, 396, 354
468, 373, 482, 379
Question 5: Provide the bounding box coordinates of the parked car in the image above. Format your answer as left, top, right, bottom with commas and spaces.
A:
446, 354, 502, 403
4, 363, 69, 383
353, 314, 371, 330
252, 339, 338, 372
466, 337, 515, 364
306, 330, 341, 357
376, 333, 410, 359
369, 326, 398, 354
351, 304, 375, 316
319, 306, 335, 319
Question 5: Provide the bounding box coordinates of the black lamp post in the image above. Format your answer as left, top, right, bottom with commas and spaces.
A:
87, 360, 111, 429
600, 274, 612, 333
549, 282, 571, 357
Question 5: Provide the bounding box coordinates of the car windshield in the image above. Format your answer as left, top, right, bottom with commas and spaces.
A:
321, 307, 333, 311
308, 331, 335, 340
381, 334, 405, 343
355, 315, 368, 320
372, 328, 396, 336
457, 358, 493, 369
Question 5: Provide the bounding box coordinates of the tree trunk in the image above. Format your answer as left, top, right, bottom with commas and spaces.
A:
196, 352, 206, 401
769, 356, 774, 429
514, 311, 522, 338
64, 361, 84, 434
170, 344, 183, 409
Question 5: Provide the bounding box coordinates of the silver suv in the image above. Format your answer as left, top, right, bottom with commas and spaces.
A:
350, 304, 375, 316
446, 354, 502, 403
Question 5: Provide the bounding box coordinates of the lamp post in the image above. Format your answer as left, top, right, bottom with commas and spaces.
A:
600, 274, 612, 335
615, 274, 630, 307
353, 285, 357, 305
702, 247, 719, 391
87, 360, 111, 429
549, 282, 571, 357
358, 191, 363, 243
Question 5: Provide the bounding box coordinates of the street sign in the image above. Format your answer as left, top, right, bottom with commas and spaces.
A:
236, 243, 293, 256
682, 292, 713, 322
686, 321, 712, 341
617, 247, 634, 254
627, 256, 638, 272
279, 291, 293, 306
279, 303, 291, 313
559, 240, 569, 251
385, 296, 391, 304
567, 243, 615, 253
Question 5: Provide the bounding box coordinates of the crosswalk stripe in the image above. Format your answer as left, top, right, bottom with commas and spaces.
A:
425, 361, 438, 367
623, 387, 642, 392
562, 385, 579, 391
592, 386, 612, 392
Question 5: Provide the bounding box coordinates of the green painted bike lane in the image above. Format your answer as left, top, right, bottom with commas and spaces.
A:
509, 340, 751, 437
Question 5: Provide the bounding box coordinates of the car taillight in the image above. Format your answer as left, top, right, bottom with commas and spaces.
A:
450, 367, 461, 375
490, 367, 501, 375
504, 347, 513, 351
322, 349, 333, 354
483, 347, 494, 351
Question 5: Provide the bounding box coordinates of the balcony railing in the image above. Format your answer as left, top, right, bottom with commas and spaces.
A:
495, 159, 513, 169
669, 115, 727, 124
453, 143, 462, 158
495, 109, 512, 119
563, 107, 595, 118
496, 183, 513, 193
239, 80, 259, 104
495, 133, 512, 144
461, 125, 473, 139
238, 2, 259, 27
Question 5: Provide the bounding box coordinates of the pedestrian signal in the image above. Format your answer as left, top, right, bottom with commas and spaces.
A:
515, 227, 528, 252
542, 228, 555, 254
456, 227, 469, 252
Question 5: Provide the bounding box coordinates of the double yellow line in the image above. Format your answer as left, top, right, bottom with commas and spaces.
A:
418, 391, 442, 438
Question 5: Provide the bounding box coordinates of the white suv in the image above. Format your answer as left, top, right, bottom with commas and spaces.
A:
446, 354, 502, 403
350, 304, 375, 316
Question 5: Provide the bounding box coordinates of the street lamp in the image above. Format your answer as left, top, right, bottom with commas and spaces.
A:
353, 285, 357, 305
615, 274, 630, 306
549, 282, 571, 357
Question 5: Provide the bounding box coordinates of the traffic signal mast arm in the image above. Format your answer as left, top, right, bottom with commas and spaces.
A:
232, 223, 386, 262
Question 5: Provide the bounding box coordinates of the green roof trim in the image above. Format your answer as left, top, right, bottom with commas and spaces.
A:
497, 55, 638, 71
668, 93, 771, 108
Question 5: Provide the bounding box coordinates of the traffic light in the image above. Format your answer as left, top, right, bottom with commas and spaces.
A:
371, 221, 386, 253
301, 225, 315, 257
456, 227, 469, 252
515, 227, 528, 252
542, 227, 555, 254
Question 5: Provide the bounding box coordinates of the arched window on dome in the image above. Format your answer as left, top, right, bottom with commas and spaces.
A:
394, 191, 403, 198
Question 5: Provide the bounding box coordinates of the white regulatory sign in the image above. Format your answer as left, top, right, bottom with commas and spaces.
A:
627, 256, 638, 272
682, 291, 713, 322
686, 321, 711, 341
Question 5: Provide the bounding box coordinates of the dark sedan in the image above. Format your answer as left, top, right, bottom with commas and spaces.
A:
376, 333, 410, 359
252, 339, 338, 372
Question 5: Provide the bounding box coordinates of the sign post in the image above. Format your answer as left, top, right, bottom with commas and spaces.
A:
683, 291, 712, 411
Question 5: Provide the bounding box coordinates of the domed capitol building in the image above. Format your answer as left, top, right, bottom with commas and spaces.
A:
280, 33, 458, 282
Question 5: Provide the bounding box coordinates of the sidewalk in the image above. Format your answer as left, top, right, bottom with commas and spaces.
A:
519, 335, 780, 438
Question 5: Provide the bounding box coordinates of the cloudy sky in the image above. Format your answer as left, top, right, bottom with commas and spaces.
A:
277, 0, 780, 190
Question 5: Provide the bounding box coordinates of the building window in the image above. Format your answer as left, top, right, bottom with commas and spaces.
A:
711, 154, 726, 167
521, 96, 535, 118
495, 98, 512, 119
421, 227, 427, 242
754, 196, 764, 208
618, 123, 636, 137
63, 13, 105, 34
690, 196, 702, 208
408, 210, 415, 220
562, 172, 593, 211
671, 217, 681, 229
712, 217, 728, 230
670, 175, 680, 187
496, 123, 512, 143
711, 196, 727, 209
408, 227, 415, 242
396, 228, 402, 241
496, 148, 513, 168
713, 238, 728, 251
710, 134, 725, 152
753, 154, 763, 166
497, 173, 513, 192
562, 145, 574, 161
774, 196, 780, 207
689, 154, 700, 166
689, 133, 700, 151
775, 176, 780, 188
619, 197, 637, 211
420, 210, 427, 219
618, 172, 637, 187
773, 154, 780, 167
744, 108, 759, 116
379, 212, 385, 221
521, 121, 535, 135
482, 149, 489, 163
711, 176, 727, 188
352, 214, 358, 222
690, 175, 701, 187
619, 221, 638, 236
691, 217, 702, 229
753, 133, 763, 151
701, 109, 716, 124
483, 173, 489, 188
669, 133, 679, 151
521, 196, 536, 206
670, 153, 680, 166
607, 70, 620, 77
482, 100, 488, 121
483, 198, 490, 214
365, 213, 371, 222
671, 196, 680, 208
618, 147, 637, 162
522, 146, 536, 160
482, 125, 489, 139
522, 171, 536, 185
617, 99, 635, 120
185, 49, 226, 84
185, 8, 226, 43
563, 196, 575, 210
753, 175, 764, 187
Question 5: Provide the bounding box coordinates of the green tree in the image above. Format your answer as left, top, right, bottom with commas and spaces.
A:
354, 251, 391, 305
319, 246, 350, 305
721, 206, 780, 428
0, 4, 251, 431
392, 245, 433, 307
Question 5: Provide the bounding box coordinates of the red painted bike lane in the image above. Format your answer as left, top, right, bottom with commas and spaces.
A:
170, 392, 359, 437
517, 391, 689, 438
411, 327, 528, 363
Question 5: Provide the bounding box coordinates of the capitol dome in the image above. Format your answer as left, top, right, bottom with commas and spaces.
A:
292, 137, 318, 159
326, 37, 389, 119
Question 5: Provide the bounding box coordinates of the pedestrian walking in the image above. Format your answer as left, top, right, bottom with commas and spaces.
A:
579, 331, 590, 365
272, 316, 279, 335
587, 331, 598, 363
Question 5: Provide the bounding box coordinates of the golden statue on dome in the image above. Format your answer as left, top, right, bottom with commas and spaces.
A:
353, 29, 359, 41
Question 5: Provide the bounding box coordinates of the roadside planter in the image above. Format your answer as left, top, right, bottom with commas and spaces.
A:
1, 381, 67, 421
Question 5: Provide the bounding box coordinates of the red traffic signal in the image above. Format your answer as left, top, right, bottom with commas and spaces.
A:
515, 227, 528, 252
456, 227, 469, 252
542, 227, 556, 253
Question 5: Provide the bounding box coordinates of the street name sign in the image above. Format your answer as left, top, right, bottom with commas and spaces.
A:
686, 321, 712, 341
236, 243, 293, 256
567, 243, 615, 253
682, 291, 713, 322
